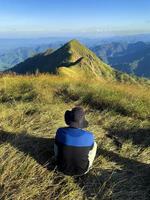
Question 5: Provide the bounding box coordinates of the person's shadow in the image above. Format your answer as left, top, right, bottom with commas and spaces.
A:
74, 146, 150, 199
0, 130, 56, 170
74, 126, 150, 199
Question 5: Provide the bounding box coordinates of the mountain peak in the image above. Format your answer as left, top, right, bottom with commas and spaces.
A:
68, 39, 80, 45
64, 39, 85, 52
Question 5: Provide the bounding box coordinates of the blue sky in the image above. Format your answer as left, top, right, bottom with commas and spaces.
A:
0, 0, 150, 38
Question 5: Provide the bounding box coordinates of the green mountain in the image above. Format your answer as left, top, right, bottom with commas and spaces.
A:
7, 40, 150, 85
1, 39, 150, 79
7, 40, 115, 78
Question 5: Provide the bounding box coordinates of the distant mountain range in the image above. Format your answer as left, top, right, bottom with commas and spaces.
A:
92, 41, 150, 78
0, 43, 64, 71
1, 38, 150, 78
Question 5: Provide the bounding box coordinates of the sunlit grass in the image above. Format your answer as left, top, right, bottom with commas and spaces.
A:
0, 74, 150, 200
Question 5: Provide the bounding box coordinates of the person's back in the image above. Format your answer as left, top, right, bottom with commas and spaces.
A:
54, 107, 97, 176
55, 127, 94, 175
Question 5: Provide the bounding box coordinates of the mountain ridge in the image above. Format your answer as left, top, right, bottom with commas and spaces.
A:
7, 39, 116, 79
5, 40, 150, 85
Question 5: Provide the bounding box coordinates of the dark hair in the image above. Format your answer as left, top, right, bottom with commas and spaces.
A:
65, 110, 72, 125
64, 107, 88, 128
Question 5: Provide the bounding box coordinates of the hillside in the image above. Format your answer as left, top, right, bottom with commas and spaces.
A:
7, 40, 117, 78
1, 39, 150, 79
0, 46, 54, 72
92, 41, 150, 78
7, 39, 149, 85
0, 73, 150, 200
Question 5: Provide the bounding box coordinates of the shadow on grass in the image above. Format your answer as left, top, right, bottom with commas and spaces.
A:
75, 146, 150, 199
107, 128, 150, 147
0, 130, 150, 199
0, 130, 55, 170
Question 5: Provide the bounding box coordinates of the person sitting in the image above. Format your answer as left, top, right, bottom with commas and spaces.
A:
54, 107, 97, 176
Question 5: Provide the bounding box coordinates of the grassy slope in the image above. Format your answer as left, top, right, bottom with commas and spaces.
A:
0, 74, 150, 200
57, 40, 150, 84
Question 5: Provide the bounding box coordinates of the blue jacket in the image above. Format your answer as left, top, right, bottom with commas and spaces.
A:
55, 127, 94, 175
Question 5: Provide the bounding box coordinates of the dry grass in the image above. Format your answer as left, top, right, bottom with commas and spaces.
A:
0, 74, 150, 200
